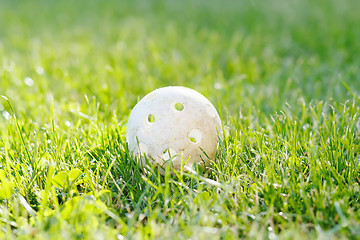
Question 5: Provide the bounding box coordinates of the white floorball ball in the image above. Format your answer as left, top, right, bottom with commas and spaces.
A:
126, 86, 223, 171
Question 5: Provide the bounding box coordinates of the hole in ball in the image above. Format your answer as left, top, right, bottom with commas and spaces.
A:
162, 148, 177, 161
174, 102, 184, 111
189, 129, 202, 144
147, 114, 155, 123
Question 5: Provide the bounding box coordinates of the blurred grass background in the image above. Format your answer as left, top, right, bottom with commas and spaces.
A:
1, 0, 359, 122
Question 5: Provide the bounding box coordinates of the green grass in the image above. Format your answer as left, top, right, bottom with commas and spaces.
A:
1, 0, 360, 239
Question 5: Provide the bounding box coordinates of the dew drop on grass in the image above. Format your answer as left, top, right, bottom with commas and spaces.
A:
36, 66, 45, 75
2, 111, 11, 120
24, 77, 34, 87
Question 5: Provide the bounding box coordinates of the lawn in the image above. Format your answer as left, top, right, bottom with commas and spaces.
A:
1, 0, 360, 239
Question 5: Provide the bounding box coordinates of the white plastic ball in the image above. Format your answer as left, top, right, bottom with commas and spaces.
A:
126, 86, 222, 171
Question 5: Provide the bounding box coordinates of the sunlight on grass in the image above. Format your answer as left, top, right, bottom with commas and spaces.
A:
0, 0, 360, 239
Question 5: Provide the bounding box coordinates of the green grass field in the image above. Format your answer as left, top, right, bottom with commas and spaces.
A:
1, 0, 360, 239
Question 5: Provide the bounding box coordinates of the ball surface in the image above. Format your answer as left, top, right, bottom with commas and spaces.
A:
126, 86, 222, 171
